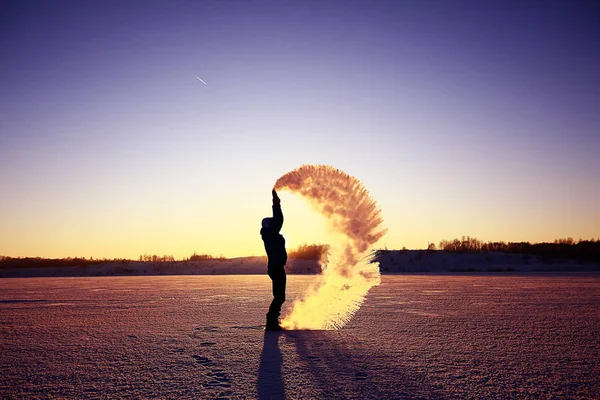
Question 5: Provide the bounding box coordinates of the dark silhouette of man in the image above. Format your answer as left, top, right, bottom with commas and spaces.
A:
261, 190, 287, 330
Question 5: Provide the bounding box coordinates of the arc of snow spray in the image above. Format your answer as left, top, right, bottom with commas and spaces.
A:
274, 165, 386, 330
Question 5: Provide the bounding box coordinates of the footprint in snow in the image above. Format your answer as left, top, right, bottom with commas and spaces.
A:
203, 368, 232, 388
191, 355, 216, 367
355, 372, 368, 380
195, 326, 219, 332
231, 325, 264, 330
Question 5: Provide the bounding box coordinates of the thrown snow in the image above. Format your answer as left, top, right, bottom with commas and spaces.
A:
1, 275, 599, 399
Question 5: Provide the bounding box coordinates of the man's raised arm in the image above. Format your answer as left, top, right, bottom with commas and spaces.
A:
271, 190, 283, 232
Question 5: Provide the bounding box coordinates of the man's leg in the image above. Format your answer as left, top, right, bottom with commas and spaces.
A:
267, 268, 286, 327
270, 269, 286, 317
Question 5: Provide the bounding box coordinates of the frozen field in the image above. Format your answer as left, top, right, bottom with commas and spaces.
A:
1, 275, 599, 399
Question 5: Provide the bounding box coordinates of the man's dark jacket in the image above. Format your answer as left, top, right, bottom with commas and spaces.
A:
260, 205, 287, 270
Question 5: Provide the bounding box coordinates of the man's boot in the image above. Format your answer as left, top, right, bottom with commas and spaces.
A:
265, 313, 282, 331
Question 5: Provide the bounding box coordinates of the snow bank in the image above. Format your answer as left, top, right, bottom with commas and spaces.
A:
375, 250, 600, 273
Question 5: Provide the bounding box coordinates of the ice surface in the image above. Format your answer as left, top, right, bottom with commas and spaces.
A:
1, 275, 599, 399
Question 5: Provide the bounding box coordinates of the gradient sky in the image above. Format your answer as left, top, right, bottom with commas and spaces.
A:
1, 0, 599, 259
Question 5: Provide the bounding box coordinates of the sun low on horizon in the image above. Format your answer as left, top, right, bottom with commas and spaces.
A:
1, 1, 599, 260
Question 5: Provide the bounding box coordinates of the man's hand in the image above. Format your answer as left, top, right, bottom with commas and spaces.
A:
272, 189, 281, 206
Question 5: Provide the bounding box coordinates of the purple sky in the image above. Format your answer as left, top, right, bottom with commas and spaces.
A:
1, 1, 599, 258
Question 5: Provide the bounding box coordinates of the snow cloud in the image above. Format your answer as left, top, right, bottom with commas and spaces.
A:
274, 165, 386, 329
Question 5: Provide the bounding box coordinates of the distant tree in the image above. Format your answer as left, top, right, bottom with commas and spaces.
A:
288, 244, 330, 261
439, 236, 482, 252
189, 252, 217, 261
555, 237, 574, 246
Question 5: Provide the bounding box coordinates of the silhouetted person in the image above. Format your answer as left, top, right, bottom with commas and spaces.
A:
261, 190, 287, 330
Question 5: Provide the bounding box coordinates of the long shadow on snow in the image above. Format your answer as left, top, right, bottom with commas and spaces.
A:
257, 331, 285, 400
284, 330, 446, 400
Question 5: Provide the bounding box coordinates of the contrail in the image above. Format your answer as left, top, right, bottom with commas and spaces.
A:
274, 164, 387, 330
196, 76, 207, 85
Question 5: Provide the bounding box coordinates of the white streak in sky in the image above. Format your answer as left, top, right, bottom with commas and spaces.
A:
196, 76, 207, 85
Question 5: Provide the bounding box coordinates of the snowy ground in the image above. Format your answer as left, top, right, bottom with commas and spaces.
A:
1, 275, 599, 399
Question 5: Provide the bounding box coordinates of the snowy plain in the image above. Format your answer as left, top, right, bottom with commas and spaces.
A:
1, 275, 599, 399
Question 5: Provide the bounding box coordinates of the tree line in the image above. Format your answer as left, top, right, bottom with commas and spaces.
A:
0, 244, 331, 269
6, 238, 595, 269
434, 236, 600, 262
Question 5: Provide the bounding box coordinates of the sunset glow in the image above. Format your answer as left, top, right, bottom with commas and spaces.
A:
1, 1, 599, 259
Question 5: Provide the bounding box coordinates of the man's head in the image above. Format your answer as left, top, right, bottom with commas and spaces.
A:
262, 217, 271, 229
